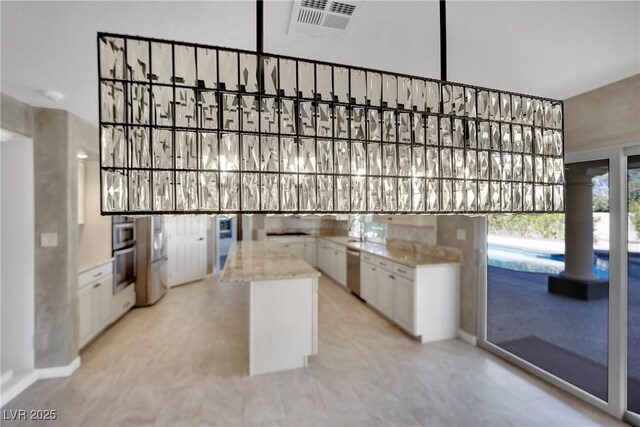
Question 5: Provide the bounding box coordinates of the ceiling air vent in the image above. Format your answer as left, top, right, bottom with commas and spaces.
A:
288, 0, 361, 40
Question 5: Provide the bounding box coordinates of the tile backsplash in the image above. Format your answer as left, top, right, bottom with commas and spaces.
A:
387, 223, 436, 245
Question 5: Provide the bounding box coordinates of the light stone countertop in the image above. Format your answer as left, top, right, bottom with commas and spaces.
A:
78, 258, 114, 274
221, 241, 321, 283
321, 236, 461, 268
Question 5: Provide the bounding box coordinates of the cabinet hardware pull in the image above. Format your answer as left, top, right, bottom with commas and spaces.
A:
389, 275, 395, 279
92, 272, 103, 277
93, 283, 100, 288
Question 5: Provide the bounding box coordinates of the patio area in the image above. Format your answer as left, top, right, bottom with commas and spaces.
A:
487, 264, 640, 410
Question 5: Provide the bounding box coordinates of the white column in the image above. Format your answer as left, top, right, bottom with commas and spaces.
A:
560, 170, 599, 281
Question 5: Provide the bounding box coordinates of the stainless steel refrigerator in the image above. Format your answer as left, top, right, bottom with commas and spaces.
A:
135, 216, 168, 306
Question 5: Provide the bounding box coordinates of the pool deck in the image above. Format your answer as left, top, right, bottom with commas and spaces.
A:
488, 266, 640, 384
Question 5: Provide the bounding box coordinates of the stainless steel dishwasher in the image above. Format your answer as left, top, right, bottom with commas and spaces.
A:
347, 249, 361, 297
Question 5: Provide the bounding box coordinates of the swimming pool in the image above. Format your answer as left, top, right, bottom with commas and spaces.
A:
488, 245, 610, 278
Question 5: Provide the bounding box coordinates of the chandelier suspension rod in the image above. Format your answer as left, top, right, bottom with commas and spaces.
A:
440, 0, 447, 81
257, 0, 264, 55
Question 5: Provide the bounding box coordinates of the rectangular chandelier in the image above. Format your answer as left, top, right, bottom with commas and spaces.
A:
98, 32, 564, 215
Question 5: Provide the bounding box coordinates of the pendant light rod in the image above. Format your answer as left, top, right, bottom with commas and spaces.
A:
257, 0, 264, 54
439, 0, 447, 81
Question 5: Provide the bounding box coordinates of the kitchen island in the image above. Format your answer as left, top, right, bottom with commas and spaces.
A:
221, 241, 320, 376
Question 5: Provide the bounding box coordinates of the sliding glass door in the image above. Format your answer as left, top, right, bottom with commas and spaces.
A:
486, 159, 610, 401
628, 154, 640, 416
481, 146, 640, 423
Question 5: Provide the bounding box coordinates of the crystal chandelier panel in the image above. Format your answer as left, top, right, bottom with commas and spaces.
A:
99, 33, 564, 214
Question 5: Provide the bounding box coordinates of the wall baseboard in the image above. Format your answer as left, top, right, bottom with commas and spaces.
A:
0, 370, 39, 407
458, 330, 478, 346
37, 356, 81, 380
1, 357, 81, 407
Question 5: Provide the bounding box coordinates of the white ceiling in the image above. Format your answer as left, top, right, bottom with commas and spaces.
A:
1, 0, 638, 128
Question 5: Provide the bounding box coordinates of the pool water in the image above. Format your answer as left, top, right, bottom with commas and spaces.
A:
488, 245, 610, 278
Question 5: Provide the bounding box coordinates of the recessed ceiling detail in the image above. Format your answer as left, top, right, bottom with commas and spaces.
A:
289, 0, 360, 39
98, 33, 564, 216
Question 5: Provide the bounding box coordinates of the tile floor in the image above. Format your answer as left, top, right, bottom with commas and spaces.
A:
1, 275, 625, 426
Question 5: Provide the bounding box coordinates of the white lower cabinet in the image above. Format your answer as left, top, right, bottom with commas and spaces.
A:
269, 236, 317, 267
318, 240, 346, 287
360, 261, 377, 305
377, 272, 394, 318
78, 262, 115, 349
321, 244, 329, 271
360, 253, 460, 343
331, 248, 346, 286
393, 275, 415, 334
78, 286, 93, 347
303, 240, 317, 267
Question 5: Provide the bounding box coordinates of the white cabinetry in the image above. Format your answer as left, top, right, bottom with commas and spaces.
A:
360, 260, 377, 304
111, 283, 135, 323
304, 240, 317, 267
318, 239, 346, 287
78, 261, 115, 349
377, 271, 394, 318
269, 236, 317, 267
78, 286, 93, 346
393, 275, 415, 333
359, 253, 459, 343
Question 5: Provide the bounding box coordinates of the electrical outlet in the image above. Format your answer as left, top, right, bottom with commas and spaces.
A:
456, 229, 466, 241
41, 233, 58, 247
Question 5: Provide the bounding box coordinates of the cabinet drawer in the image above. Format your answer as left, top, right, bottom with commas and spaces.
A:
79, 262, 113, 288
374, 256, 392, 271
393, 263, 414, 279
361, 252, 373, 263
111, 284, 135, 322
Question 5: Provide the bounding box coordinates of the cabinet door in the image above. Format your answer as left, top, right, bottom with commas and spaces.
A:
304, 242, 317, 267
323, 247, 330, 273
91, 284, 101, 334
361, 262, 377, 305
98, 277, 113, 328
78, 286, 93, 348
292, 242, 304, 257
337, 252, 346, 286
331, 250, 342, 285
378, 273, 394, 318
393, 275, 414, 333
318, 246, 326, 272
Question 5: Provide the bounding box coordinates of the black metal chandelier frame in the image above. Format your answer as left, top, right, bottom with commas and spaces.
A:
97, 3, 564, 216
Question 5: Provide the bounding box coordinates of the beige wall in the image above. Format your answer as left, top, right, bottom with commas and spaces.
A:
78, 160, 111, 264
71, 112, 109, 266
565, 74, 640, 153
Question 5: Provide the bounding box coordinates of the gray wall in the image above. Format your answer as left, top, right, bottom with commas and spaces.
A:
1, 93, 85, 368
1, 93, 34, 138
32, 108, 79, 367
565, 74, 640, 153
437, 215, 484, 337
